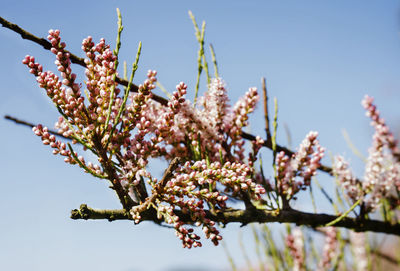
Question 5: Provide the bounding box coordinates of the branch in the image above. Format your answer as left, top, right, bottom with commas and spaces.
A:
0, 16, 335, 175
71, 204, 130, 221
130, 157, 182, 214
261, 77, 272, 140
4, 115, 70, 140
71, 205, 400, 236
372, 249, 400, 266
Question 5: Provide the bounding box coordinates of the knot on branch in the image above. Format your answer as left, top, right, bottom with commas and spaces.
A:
70, 204, 91, 220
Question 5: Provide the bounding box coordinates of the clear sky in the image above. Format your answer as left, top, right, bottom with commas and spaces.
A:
1, 1, 400, 270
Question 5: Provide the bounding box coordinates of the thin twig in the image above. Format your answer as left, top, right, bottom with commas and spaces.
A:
67, 143, 107, 179
325, 198, 362, 227
103, 8, 124, 137
262, 77, 272, 140
341, 128, 367, 162
105, 41, 142, 151
209, 43, 219, 78
4, 115, 69, 140
188, 11, 206, 104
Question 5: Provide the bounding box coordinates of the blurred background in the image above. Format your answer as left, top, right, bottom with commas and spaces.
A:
1, 1, 400, 270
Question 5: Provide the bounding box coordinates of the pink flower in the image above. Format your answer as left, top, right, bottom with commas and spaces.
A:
276, 131, 325, 199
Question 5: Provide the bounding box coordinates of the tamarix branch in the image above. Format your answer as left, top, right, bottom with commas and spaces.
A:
1, 10, 400, 268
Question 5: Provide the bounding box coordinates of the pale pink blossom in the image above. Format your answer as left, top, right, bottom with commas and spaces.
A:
350, 231, 368, 271
286, 228, 305, 271
317, 227, 338, 271
333, 155, 362, 203
276, 131, 325, 199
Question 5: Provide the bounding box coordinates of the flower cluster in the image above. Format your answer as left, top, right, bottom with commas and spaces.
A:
350, 231, 368, 271
142, 78, 260, 163
275, 131, 325, 200
362, 95, 400, 160
286, 228, 305, 271
23, 30, 267, 248
317, 227, 338, 271
285, 227, 338, 271
332, 155, 362, 203
333, 96, 400, 212
362, 95, 400, 211
32, 124, 74, 163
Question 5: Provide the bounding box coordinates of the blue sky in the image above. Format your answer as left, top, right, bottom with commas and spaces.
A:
1, 1, 400, 270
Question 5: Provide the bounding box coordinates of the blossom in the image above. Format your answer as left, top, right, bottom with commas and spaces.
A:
317, 227, 338, 271
362, 95, 400, 159
286, 228, 305, 271
200, 78, 230, 138
362, 96, 400, 211
276, 131, 325, 199
350, 231, 368, 271
333, 96, 400, 212
333, 155, 362, 203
